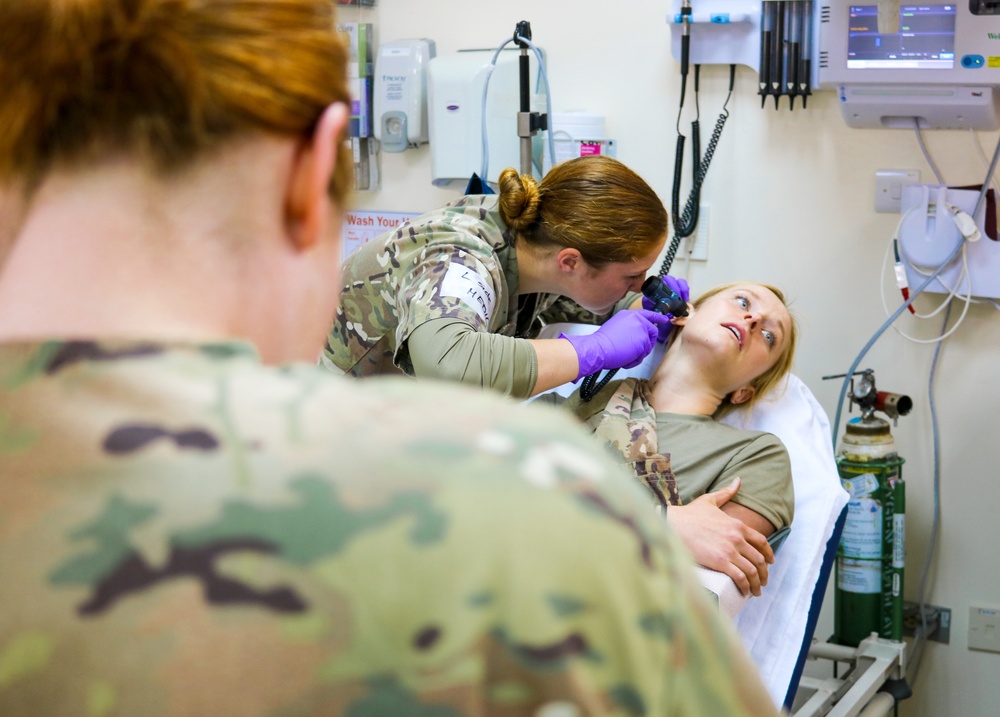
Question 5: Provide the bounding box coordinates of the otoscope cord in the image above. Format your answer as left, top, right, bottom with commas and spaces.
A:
659, 64, 735, 277
672, 66, 702, 240
581, 54, 734, 401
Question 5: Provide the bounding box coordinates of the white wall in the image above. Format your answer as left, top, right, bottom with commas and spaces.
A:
339, 2, 1000, 714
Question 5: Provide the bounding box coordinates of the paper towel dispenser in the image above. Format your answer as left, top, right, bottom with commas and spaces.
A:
427, 48, 544, 187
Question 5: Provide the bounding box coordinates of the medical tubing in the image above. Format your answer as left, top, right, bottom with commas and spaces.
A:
831, 240, 963, 450
480, 34, 556, 182
880, 230, 973, 339
907, 301, 950, 686
480, 37, 513, 181
970, 128, 1000, 205
914, 118, 945, 186
832, 129, 1000, 448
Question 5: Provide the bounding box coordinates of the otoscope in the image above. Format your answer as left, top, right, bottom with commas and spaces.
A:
640, 276, 689, 318
578, 278, 689, 401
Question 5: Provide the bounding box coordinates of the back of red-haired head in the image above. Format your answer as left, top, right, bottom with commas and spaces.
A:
0, 0, 353, 202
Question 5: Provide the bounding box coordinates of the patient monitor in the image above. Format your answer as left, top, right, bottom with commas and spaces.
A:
818, 3, 1000, 129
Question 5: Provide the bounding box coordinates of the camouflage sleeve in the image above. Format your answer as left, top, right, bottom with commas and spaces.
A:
395, 248, 504, 348
537, 294, 609, 326
537, 292, 639, 326
407, 317, 538, 398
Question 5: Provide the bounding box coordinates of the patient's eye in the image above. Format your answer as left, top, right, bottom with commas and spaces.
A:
763, 329, 776, 347
736, 295, 750, 310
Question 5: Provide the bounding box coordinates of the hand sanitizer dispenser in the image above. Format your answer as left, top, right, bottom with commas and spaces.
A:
374, 39, 436, 152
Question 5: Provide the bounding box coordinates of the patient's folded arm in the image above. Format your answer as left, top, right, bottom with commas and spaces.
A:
667, 485, 774, 598
696, 526, 790, 618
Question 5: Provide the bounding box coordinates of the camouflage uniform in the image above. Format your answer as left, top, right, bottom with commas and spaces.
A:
1, 339, 780, 717
323, 195, 625, 378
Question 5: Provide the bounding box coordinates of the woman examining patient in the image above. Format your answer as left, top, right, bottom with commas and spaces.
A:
542, 281, 798, 597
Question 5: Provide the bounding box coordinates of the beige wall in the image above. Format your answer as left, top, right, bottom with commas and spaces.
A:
339, 2, 1000, 714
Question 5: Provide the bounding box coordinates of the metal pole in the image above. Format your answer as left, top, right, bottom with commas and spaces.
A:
514, 21, 534, 176
519, 46, 532, 175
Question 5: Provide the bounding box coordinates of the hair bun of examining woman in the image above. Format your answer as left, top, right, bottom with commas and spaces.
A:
496, 167, 541, 232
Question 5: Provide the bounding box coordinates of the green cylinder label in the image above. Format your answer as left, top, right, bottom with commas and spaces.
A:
842, 497, 883, 559
838, 557, 881, 593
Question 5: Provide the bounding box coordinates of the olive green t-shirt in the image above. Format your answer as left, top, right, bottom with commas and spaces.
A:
655, 412, 794, 531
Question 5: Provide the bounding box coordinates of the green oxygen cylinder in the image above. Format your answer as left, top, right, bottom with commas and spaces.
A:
833, 415, 906, 647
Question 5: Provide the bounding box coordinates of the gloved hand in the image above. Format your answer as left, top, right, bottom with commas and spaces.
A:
641, 274, 691, 343
560, 309, 673, 381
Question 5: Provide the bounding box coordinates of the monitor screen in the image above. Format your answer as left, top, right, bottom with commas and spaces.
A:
847, 4, 957, 69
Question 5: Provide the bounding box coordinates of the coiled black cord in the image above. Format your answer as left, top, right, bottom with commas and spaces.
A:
657, 64, 735, 278
579, 353, 615, 401
672, 63, 703, 241
671, 123, 703, 239
581, 65, 735, 402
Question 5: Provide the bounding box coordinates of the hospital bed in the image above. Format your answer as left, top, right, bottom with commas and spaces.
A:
535, 325, 905, 715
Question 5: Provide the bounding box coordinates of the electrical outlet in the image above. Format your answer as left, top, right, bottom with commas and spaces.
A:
969, 606, 1000, 653
875, 169, 921, 213
903, 601, 951, 644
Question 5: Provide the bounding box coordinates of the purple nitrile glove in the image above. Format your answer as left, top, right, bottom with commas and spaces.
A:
641, 275, 691, 343
560, 309, 673, 380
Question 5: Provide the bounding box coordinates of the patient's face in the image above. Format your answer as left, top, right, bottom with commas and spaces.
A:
679, 283, 790, 393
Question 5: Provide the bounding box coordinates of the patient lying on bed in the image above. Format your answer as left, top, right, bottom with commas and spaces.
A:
540, 282, 798, 600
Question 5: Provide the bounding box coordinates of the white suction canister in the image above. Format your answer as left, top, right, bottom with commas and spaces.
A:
542, 111, 614, 174
374, 39, 436, 153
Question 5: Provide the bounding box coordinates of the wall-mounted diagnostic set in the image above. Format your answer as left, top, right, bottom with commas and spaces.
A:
669, 1, 1000, 129
669, 0, 817, 110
